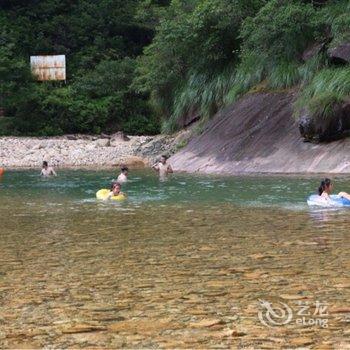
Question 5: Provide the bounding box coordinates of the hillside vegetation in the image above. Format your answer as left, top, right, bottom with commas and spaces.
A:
0, 0, 349, 136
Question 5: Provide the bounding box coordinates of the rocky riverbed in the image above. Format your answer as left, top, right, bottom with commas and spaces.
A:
1, 200, 349, 349
0, 131, 191, 169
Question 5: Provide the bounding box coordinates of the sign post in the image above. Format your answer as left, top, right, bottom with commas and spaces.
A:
30, 55, 66, 81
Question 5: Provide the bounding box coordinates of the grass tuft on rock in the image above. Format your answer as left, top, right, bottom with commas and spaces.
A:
295, 67, 350, 126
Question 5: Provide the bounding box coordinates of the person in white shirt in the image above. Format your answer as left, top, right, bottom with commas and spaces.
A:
117, 166, 128, 184
152, 155, 173, 179
40, 161, 57, 177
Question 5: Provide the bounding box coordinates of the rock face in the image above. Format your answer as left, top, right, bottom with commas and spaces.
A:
299, 102, 350, 142
170, 92, 350, 174
0, 134, 181, 168
327, 42, 350, 64
177, 108, 201, 128
134, 135, 175, 159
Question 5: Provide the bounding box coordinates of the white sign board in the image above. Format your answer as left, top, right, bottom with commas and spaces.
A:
30, 55, 66, 81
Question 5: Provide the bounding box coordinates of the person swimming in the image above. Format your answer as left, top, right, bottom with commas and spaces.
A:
107, 181, 125, 199
318, 178, 332, 197
316, 178, 333, 204
40, 161, 57, 177
117, 166, 128, 184
152, 155, 173, 179
318, 178, 350, 201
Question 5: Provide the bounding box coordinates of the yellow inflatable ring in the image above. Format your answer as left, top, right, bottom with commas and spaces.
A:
96, 189, 126, 201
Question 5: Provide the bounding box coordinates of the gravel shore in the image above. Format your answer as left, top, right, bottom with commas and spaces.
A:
0, 132, 186, 169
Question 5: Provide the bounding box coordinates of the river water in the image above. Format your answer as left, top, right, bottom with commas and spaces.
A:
0, 170, 349, 348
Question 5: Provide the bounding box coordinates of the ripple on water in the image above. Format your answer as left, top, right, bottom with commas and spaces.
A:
0, 170, 349, 348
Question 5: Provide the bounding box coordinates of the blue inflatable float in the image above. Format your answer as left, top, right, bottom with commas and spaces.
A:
307, 194, 350, 207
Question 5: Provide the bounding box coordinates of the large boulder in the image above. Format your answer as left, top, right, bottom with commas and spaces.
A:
110, 131, 130, 146
113, 131, 130, 141
137, 135, 171, 157
299, 101, 350, 142
95, 138, 110, 147
327, 42, 350, 64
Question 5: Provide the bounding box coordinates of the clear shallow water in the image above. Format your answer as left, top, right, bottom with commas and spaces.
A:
3, 169, 350, 208
0, 170, 349, 348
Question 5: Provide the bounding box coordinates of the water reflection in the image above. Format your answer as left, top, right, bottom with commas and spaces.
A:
308, 207, 350, 228
308, 208, 339, 225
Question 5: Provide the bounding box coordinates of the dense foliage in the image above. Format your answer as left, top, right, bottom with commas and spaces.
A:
1, 0, 349, 135
0, 0, 163, 135
137, 0, 349, 132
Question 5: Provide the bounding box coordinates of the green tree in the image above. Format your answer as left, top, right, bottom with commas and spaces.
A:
0, 0, 161, 135
136, 0, 266, 130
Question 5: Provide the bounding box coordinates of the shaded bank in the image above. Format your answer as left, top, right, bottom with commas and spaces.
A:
170, 92, 350, 174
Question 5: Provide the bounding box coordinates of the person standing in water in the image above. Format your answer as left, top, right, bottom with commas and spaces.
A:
40, 161, 57, 177
152, 155, 173, 179
117, 166, 128, 184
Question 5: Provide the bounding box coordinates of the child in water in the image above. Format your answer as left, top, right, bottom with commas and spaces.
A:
108, 181, 125, 198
